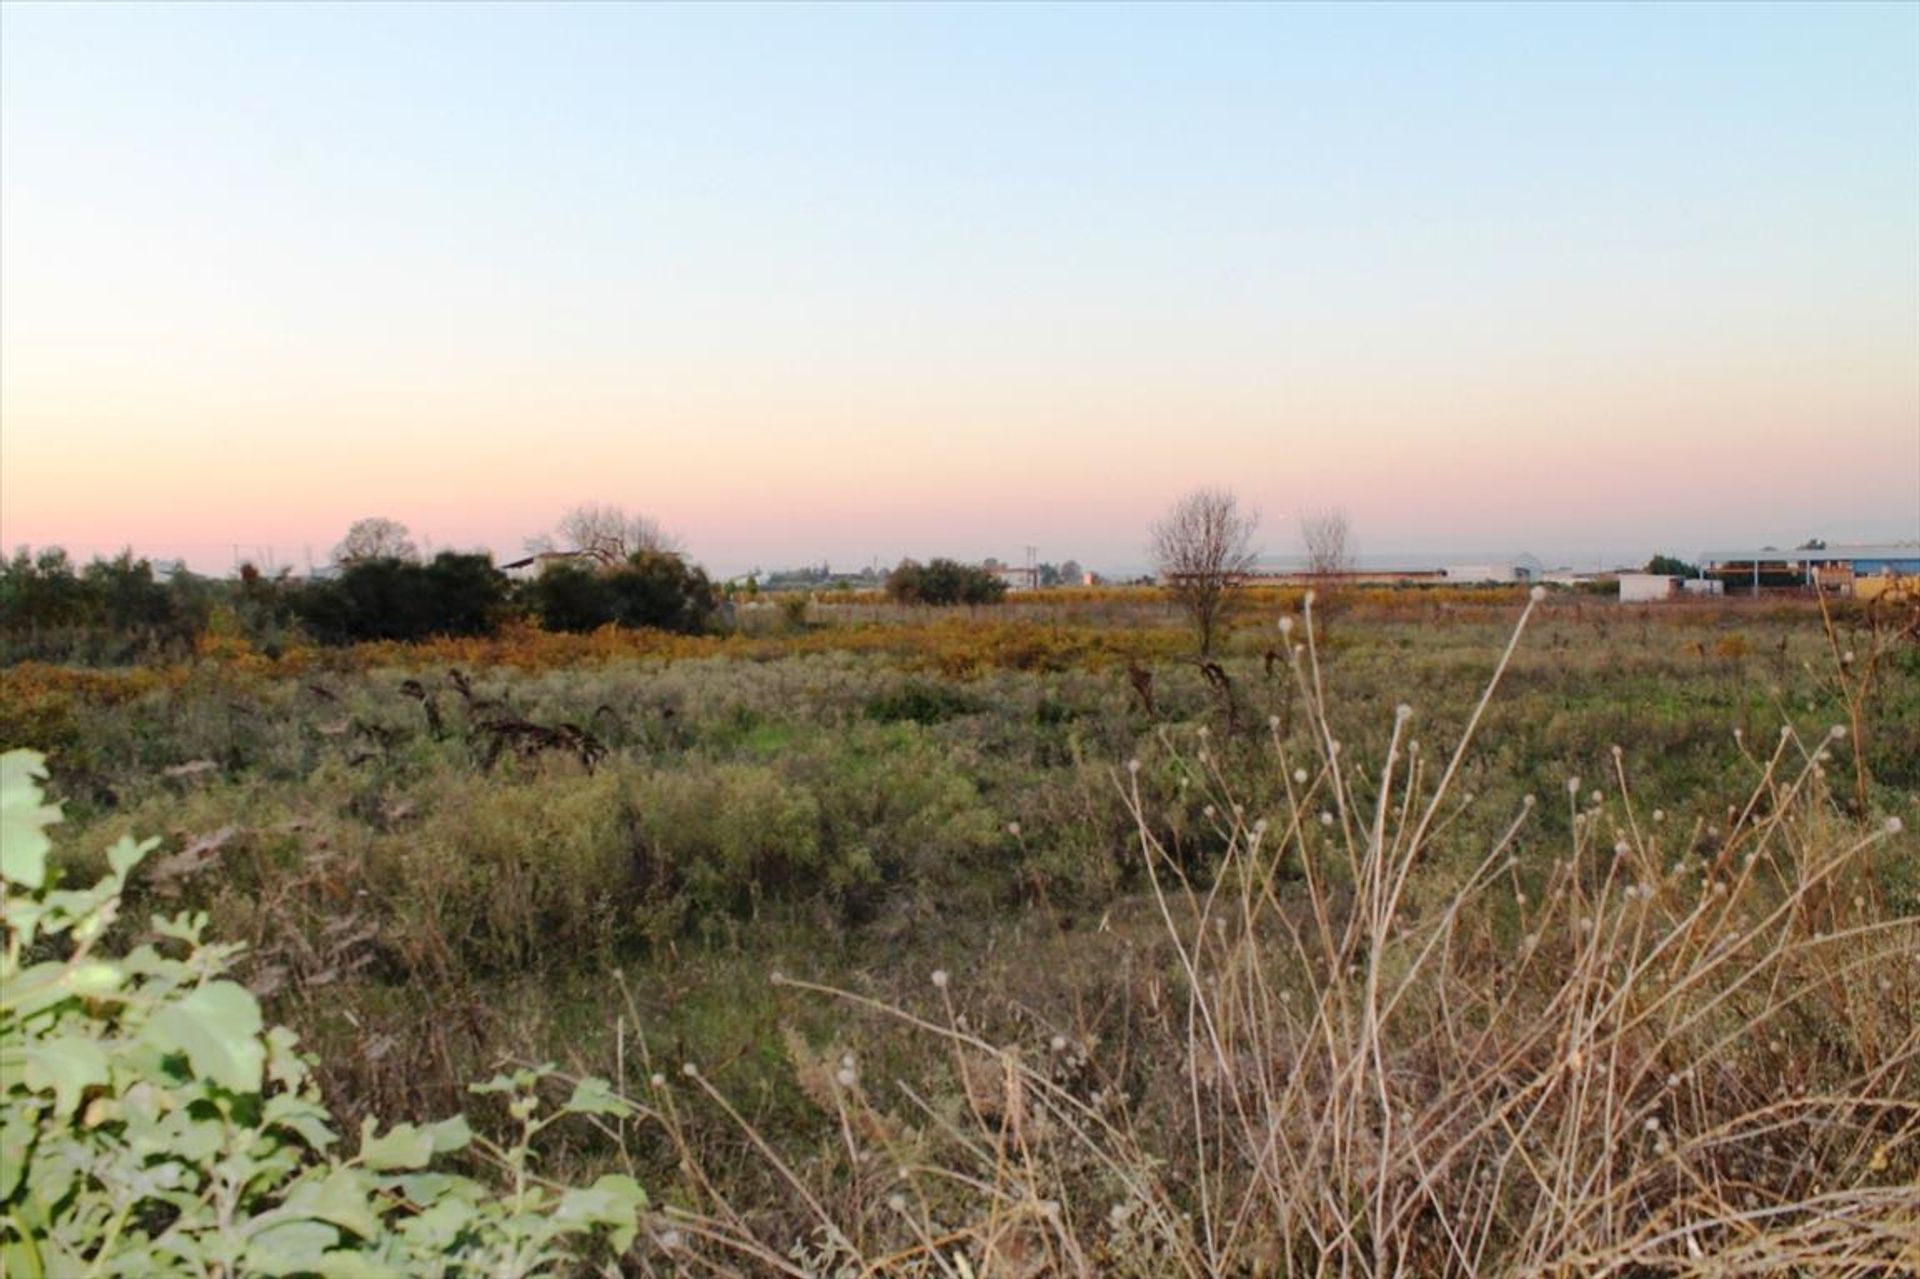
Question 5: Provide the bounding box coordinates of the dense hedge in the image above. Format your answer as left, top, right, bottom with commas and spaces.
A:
885, 558, 1008, 606
1, 546, 720, 662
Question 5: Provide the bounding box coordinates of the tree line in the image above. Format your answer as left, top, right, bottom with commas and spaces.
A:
0, 506, 1032, 663
0, 543, 718, 660
5, 491, 1373, 663
0, 506, 727, 662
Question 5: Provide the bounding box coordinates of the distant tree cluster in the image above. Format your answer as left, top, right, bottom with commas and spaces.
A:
522, 551, 716, 634
1645, 554, 1700, 578
2, 503, 722, 661
885, 559, 1009, 606
1040, 559, 1087, 588
0, 548, 213, 661
295, 552, 510, 644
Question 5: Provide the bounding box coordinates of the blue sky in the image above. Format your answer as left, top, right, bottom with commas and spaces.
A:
3, 2, 1915, 574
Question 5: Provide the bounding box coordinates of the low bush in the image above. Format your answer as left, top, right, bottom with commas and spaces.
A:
521, 553, 716, 636
885, 558, 1008, 607
0, 750, 644, 1276
295, 553, 511, 644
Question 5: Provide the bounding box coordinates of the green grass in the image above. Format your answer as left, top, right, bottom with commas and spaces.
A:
8, 598, 1917, 1273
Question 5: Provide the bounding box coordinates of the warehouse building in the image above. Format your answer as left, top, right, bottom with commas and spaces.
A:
1699, 543, 1920, 598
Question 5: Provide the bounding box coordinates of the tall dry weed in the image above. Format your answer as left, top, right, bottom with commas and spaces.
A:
619, 592, 1918, 1277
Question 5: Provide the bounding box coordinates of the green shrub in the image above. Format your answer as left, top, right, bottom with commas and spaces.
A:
297, 553, 511, 644
520, 562, 615, 633
627, 764, 824, 927
0, 750, 644, 1277
523, 553, 716, 635
388, 773, 636, 971
884, 559, 1007, 606
864, 680, 986, 725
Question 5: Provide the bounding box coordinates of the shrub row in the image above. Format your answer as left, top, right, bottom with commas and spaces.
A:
2, 547, 718, 658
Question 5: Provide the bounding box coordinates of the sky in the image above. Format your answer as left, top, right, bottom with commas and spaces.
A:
2, 1, 1916, 578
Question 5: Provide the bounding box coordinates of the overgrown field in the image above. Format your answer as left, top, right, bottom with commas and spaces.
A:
6, 595, 1918, 1274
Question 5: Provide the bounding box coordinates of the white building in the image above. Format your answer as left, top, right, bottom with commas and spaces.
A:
1618, 573, 1676, 603
1443, 554, 1545, 584
982, 562, 1039, 591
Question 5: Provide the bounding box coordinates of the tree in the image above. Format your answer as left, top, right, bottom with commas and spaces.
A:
522, 562, 616, 632
296, 552, 507, 643
538, 503, 678, 567
420, 552, 513, 636
885, 558, 1008, 606
82, 550, 176, 632
522, 551, 716, 635
605, 549, 717, 632
1646, 553, 1699, 577
1301, 508, 1353, 579
330, 517, 418, 566
0, 547, 91, 629
1150, 488, 1259, 655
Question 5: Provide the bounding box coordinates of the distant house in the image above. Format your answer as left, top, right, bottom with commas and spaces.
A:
984, 563, 1039, 591
1699, 543, 1920, 597
1618, 573, 1676, 603
1442, 554, 1545, 584
500, 550, 595, 581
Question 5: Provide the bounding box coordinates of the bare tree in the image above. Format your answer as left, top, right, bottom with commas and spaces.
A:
1301, 508, 1353, 579
536, 503, 679, 566
1150, 487, 1259, 655
331, 517, 418, 566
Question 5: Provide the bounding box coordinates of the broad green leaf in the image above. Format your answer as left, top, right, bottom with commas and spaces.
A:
0, 750, 60, 889
61, 961, 126, 999
145, 981, 265, 1094
394, 1195, 475, 1251
553, 1173, 647, 1253
265, 1025, 313, 1090
241, 1220, 342, 1276
468, 1072, 518, 1096
357, 1118, 433, 1171
106, 833, 156, 878
244, 1219, 408, 1279
264, 1091, 339, 1152
277, 1166, 383, 1242
0, 1113, 34, 1201
425, 1113, 472, 1154
2, 960, 124, 1020
564, 1075, 635, 1118
0, 1233, 46, 1279
386, 1170, 482, 1208
23, 1037, 109, 1120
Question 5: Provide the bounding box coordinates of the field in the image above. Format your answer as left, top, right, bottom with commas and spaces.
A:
8, 589, 1919, 1275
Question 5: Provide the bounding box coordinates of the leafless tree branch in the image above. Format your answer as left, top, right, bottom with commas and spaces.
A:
1150, 488, 1259, 655
1301, 508, 1353, 579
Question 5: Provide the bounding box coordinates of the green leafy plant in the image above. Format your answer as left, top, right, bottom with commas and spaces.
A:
0, 749, 644, 1278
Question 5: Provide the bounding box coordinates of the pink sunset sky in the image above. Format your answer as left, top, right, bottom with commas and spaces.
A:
3, 4, 1916, 577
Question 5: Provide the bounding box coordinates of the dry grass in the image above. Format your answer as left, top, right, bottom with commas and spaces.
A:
604, 594, 1919, 1277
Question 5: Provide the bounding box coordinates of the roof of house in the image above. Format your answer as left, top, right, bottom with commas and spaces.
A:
1699, 543, 1920, 564
500, 550, 595, 570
